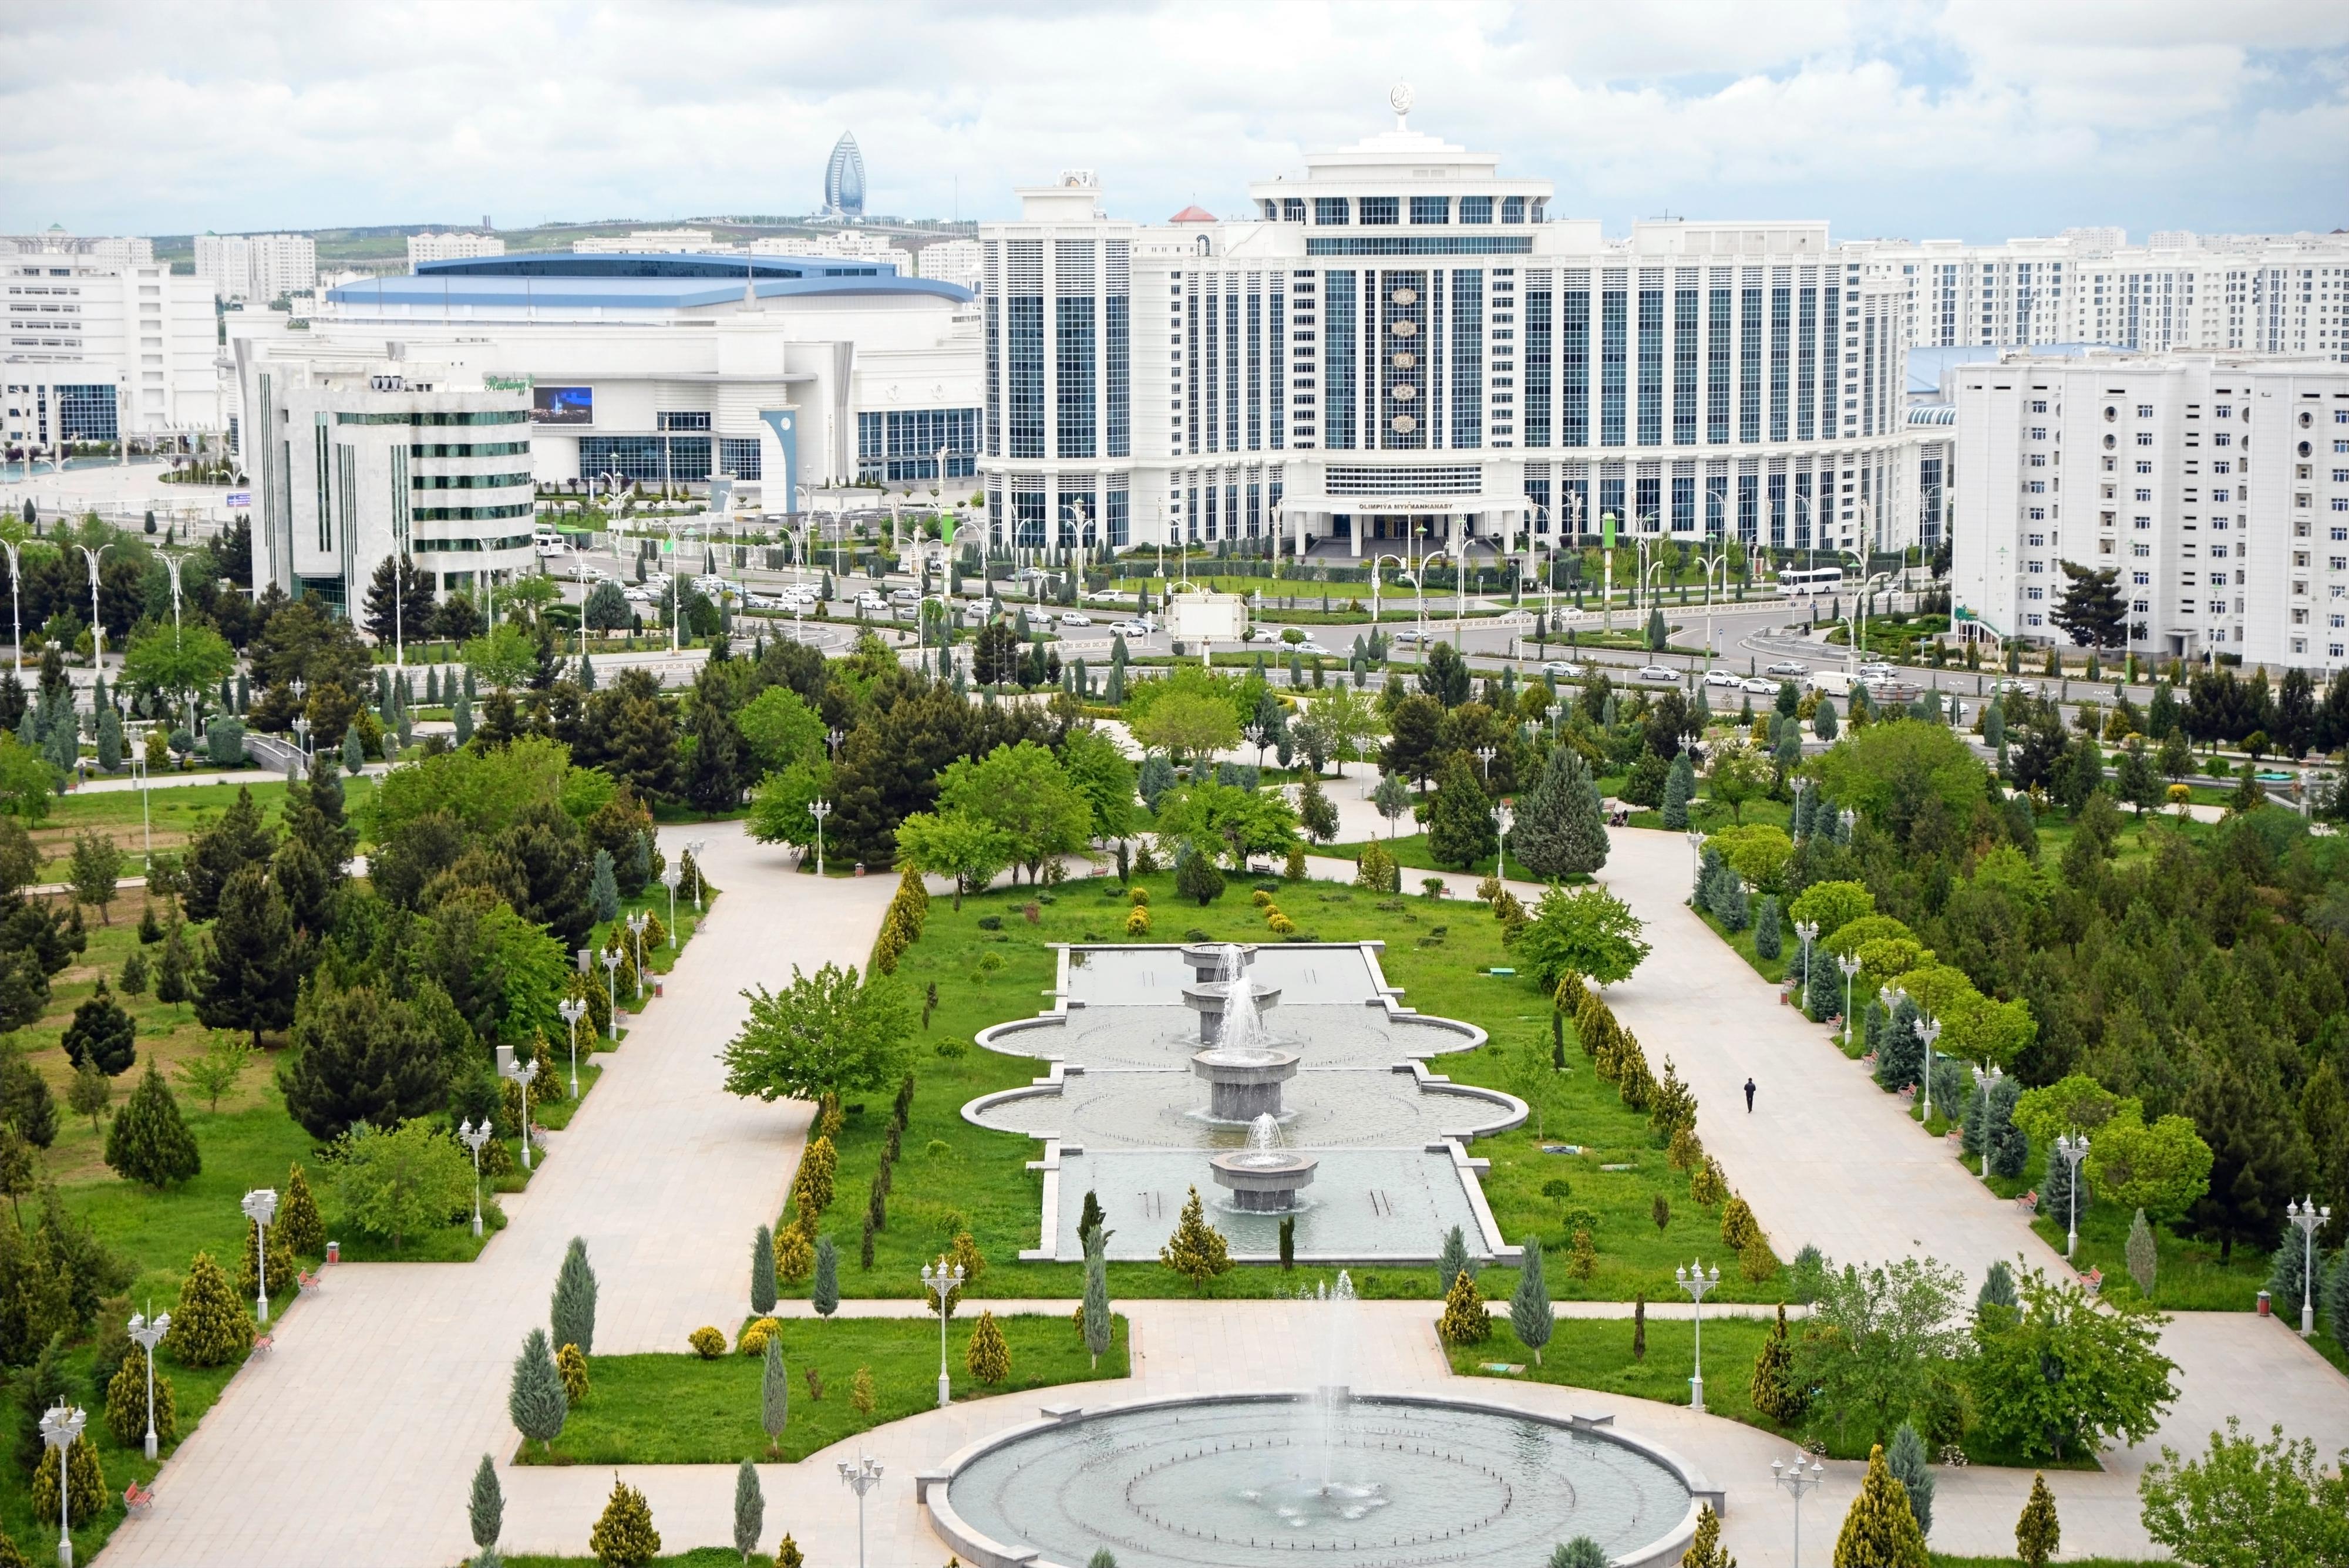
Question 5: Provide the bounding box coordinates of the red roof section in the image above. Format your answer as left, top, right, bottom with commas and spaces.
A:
1169, 204, 1217, 223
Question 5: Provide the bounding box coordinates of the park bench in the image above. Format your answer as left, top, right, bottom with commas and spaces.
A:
2015, 1190, 2039, 1216
298, 1269, 323, 1293
2080, 1267, 2104, 1296
123, 1482, 154, 1516
251, 1333, 273, 1357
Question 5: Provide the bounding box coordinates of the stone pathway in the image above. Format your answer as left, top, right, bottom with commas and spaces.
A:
96, 823, 896, 1568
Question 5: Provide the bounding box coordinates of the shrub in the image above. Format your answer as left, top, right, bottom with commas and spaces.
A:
278, 1163, 325, 1259
1175, 851, 1226, 906
1251, 889, 1273, 908
738, 1317, 781, 1357
1721, 1193, 1760, 1249
1739, 1236, 1779, 1283
966, 1310, 1012, 1385
689, 1325, 726, 1359
28, 1435, 105, 1533
1436, 1268, 1490, 1344
1540, 1177, 1573, 1199
588, 1477, 661, 1568
556, 1342, 590, 1404
1128, 886, 1149, 907
1567, 1229, 1598, 1280
163, 1251, 252, 1367
1125, 907, 1152, 936
1690, 1158, 1727, 1207
775, 1222, 814, 1282
1266, 913, 1297, 935
103, 1353, 175, 1449
975, 915, 1002, 931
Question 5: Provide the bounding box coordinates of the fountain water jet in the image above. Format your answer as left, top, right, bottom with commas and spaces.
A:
1210, 1113, 1318, 1212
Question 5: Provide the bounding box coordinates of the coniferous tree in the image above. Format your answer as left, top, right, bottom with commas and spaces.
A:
760, 1332, 789, 1456
507, 1327, 567, 1452
811, 1235, 840, 1318
2182, 1055, 2308, 1264
280, 1163, 325, 1258
2014, 1473, 2061, 1566
3, 1049, 62, 1146
590, 850, 620, 924
1887, 1421, 1934, 1537
966, 1308, 1011, 1384
551, 1236, 598, 1354
469, 1453, 503, 1553
195, 864, 299, 1047
278, 982, 447, 1142
1513, 744, 1609, 879
182, 786, 275, 921
1749, 1304, 1806, 1424
750, 1224, 778, 1315
1681, 1503, 1735, 1568
104, 1061, 200, 1188
587, 1477, 658, 1567
732, 1456, 764, 1565
1832, 1443, 1929, 1568
154, 914, 193, 1003
1661, 751, 1696, 829
1426, 750, 1497, 870
161, 1251, 251, 1366
1082, 1234, 1113, 1368
1509, 1236, 1552, 1365
60, 980, 136, 1076
1158, 1185, 1231, 1290
1752, 893, 1782, 960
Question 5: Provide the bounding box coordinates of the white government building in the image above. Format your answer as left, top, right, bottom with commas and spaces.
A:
227, 247, 978, 608
4, 231, 223, 449
1950, 349, 2349, 668
972, 92, 1917, 563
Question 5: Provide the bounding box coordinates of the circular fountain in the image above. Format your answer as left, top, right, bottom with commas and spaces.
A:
1180, 979, 1284, 1045
931, 1391, 1702, 1568
1180, 941, 1257, 984
1209, 1114, 1317, 1212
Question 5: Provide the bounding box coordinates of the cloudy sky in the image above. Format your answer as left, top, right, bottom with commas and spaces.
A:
4, 0, 2344, 244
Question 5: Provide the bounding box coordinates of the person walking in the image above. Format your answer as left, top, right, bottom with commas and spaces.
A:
1743, 1076, 1756, 1112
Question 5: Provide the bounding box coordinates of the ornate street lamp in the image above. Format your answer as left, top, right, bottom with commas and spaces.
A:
810, 801, 833, 877
457, 1119, 492, 1236
1836, 953, 1863, 1049
2287, 1197, 2331, 1335
241, 1188, 278, 1325
1772, 1452, 1827, 1568
1675, 1259, 1719, 1412
497, 1046, 540, 1173
625, 910, 649, 1002
661, 863, 683, 944
2055, 1132, 2091, 1260
920, 1255, 966, 1410
39, 1402, 86, 1567
837, 1453, 884, 1568
126, 1312, 170, 1459
600, 948, 623, 1042
686, 838, 709, 909
558, 997, 588, 1099
1972, 1062, 2005, 1179
1793, 919, 1819, 998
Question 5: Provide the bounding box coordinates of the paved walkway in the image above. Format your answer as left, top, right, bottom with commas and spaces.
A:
97, 822, 897, 1568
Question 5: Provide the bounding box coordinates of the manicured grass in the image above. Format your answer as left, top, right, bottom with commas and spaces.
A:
1930, 1559, 2167, 1568
798, 870, 1792, 1305
1451, 1315, 2099, 1468
2023, 1200, 2272, 1314
516, 1313, 1129, 1465
506, 1554, 784, 1568
33, 772, 381, 881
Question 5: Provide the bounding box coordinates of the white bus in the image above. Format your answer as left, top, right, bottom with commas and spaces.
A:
1778, 565, 1845, 597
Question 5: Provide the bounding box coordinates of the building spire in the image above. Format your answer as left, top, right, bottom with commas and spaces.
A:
1389, 82, 1414, 132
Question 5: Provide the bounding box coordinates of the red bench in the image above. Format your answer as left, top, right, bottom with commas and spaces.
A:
124, 1482, 154, 1516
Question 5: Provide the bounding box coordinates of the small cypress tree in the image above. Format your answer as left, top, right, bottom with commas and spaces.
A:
2014, 1472, 2061, 1566
1887, 1421, 1934, 1537
1436, 1267, 1490, 1344
507, 1328, 568, 1453
750, 1224, 778, 1315
760, 1333, 789, 1456
1752, 894, 1782, 960
342, 722, 365, 775
1082, 1248, 1113, 1368
732, 1456, 764, 1564
105, 1061, 201, 1188
966, 1310, 1012, 1385
556, 1342, 590, 1405
469, 1453, 504, 1552
1749, 1304, 1805, 1425
1438, 1224, 1478, 1291
587, 1476, 659, 1568
774, 1533, 805, 1568
162, 1251, 253, 1367
551, 1236, 597, 1354
1832, 1443, 1929, 1568
1632, 1292, 1647, 1360
279, 1163, 325, 1259
1548, 1540, 1608, 1568
1661, 751, 1695, 829
1157, 1185, 1230, 1290
590, 851, 620, 923
103, 1353, 175, 1449
28, 1434, 105, 1532
810, 1235, 840, 1318
1509, 1236, 1552, 1365
1681, 1502, 1734, 1567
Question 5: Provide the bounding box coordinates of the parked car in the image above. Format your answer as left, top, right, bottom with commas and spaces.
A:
1635, 665, 1680, 683
889, 587, 921, 604
1741, 677, 1778, 695
1392, 628, 1430, 645
1113, 620, 1152, 638
855, 590, 889, 610
1540, 659, 1586, 678
1702, 669, 1742, 688
1059, 613, 1095, 627
622, 587, 656, 605
1765, 659, 1809, 676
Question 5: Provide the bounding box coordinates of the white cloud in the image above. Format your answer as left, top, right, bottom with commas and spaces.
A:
0, 0, 2340, 242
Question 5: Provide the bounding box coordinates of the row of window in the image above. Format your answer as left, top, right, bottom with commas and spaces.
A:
577, 435, 760, 484
335, 410, 530, 426
1263, 195, 1540, 226
855, 408, 981, 482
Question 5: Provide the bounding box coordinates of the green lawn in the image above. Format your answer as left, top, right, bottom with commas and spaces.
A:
33, 772, 382, 881
793, 870, 1793, 1305
1930, 1559, 2166, 1568
506, 1554, 785, 1568
516, 1313, 1128, 1466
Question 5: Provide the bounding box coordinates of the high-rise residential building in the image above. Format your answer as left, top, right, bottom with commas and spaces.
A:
1843, 231, 2349, 360
406, 231, 506, 268
824, 133, 867, 220
194, 232, 318, 303
1950, 349, 2349, 668
1, 229, 155, 268
4, 246, 223, 446
974, 102, 1916, 560
916, 239, 982, 295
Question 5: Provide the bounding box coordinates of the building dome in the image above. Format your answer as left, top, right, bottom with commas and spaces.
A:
824, 132, 867, 219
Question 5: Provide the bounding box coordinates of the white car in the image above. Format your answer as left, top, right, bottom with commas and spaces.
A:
1741, 677, 1778, 695
1765, 659, 1808, 677
855, 590, 889, 610
1540, 659, 1586, 678
622, 587, 657, 605
694, 574, 730, 595
1113, 620, 1150, 637
1391, 628, 1429, 645
1636, 665, 1680, 683
1284, 638, 1331, 656
1702, 669, 1742, 688
889, 587, 921, 604
1059, 612, 1094, 627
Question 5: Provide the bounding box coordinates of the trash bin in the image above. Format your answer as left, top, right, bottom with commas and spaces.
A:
2257, 1290, 2271, 1317
326, 1241, 340, 1266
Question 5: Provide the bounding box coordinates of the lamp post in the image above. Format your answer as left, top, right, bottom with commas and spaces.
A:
661, 863, 682, 944
1675, 1259, 1719, 1412
1473, 745, 1496, 782
600, 948, 622, 1043
1836, 953, 1862, 1048
1794, 919, 1819, 998
810, 800, 832, 877
126, 1311, 170, 1459
1686, 828, 1705, 890
2, 538, 22, 674
558, 997, 587, 1099
920, 1255, 965, 1410
686, 838, 708, 909
1772, 1452, 1828, 1568
625, 910, 649, 1001
498, 1045, 539, 1172
457, 1119, 492, 1235
836, 1453, 884, 1568
2287, 1197, 2331, 1335
1495, 800, 1512, 884
1971, 1062, 2005, 1179
78, 543, 112, 669
39, 1402, 86, 1567
1916, 1014, 1943, 1121
2055, 1132, 2089, 1260
240, 1188, 278, 1325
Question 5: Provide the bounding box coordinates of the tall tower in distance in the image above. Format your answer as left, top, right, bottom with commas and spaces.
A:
824, 132, 867, 220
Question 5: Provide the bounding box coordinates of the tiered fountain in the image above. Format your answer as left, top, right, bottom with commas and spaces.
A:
1209, 1113, 1318, 1212
1188, 947, 1302, 1123
1181, 943, 1284, 1046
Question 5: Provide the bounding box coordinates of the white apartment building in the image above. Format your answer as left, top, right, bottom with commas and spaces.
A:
976, 103, 1914, 561
1846, 230, 2349, 360
752, 229, 913, 277
233, 349, 535, 613
915, 239, 982, 295
4, 250, 223, 447
573, 228, 733, 255
406, 231, 506, 268
230, 249, 978, 523
1950, 349, 2349, 670
194, 232, 318, 304
2, 231, 155, 268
